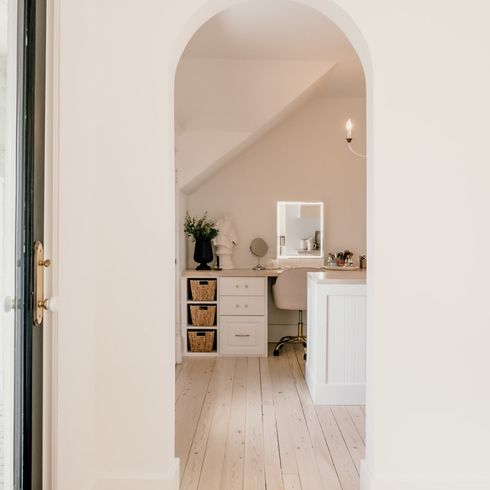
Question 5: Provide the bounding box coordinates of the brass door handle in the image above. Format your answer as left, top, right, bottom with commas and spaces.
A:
37, 299, 49, 310
34, 241, 51, 326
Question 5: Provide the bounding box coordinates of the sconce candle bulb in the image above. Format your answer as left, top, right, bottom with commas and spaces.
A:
345, 119, 353, 142
345, 117, 365, 158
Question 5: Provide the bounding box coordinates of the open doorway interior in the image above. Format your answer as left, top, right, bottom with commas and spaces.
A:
174, 1, 366, 487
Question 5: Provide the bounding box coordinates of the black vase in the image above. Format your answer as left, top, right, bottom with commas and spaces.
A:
193, 238, 213, 270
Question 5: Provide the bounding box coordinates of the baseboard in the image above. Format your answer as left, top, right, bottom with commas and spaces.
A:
267, 324, 298, 342
309, 382, 365, 405
360, 460, 374, 490
94, 458, 179, 490
360, 460, 490, 490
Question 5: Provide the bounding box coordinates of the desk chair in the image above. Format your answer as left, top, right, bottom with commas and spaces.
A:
272, 267, 318, 357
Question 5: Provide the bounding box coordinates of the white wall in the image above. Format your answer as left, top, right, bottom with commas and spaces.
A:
175, 58, 335, 190
186, 96, 366, 268
49, 0, 490, 489
176, 59, 334, 131
175, 189, 188, 362
48, 0, 178, 488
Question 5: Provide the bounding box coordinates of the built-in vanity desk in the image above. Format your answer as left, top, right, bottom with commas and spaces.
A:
306, 270, 367, 405
182, 268, 367, 405
181, 269, 281, 357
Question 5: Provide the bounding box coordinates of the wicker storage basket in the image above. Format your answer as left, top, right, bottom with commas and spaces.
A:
188, 330, 215, 352
190, 279, 217, 301
189, 305, 216, 326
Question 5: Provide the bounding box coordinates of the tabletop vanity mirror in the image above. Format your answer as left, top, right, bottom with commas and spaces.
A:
250, 238, 268, 270
276, 201, 324, 259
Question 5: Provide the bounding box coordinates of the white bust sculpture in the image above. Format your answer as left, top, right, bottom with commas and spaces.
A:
213, 215, 238, 269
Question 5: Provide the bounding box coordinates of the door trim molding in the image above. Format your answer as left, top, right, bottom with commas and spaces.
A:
43, 0, 60, 487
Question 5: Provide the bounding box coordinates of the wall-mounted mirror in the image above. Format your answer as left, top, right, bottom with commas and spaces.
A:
276, 201, 323, 259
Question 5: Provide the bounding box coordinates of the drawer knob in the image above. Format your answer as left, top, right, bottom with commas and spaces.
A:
244, 304, 248, 308
235, 285, 239, 288
236, 304, 239, 308
245, 284, 248, 288
235, 334, 251, 337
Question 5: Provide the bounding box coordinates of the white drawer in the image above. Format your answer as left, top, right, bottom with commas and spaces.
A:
219, 316, 266, 356
219, 295, 265, 316
219, 277, 265, 296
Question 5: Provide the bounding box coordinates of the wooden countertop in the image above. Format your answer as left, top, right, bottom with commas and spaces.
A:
182, 268, 283, 278
307, 269, 366, 285
182, 268, 367, 280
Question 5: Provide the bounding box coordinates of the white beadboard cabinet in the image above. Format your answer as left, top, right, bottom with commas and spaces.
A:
306, 271, 367, 405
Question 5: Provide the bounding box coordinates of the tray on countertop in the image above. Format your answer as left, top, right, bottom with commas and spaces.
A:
323, 265, 360, 271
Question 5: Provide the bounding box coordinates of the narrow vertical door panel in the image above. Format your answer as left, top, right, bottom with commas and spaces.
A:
1, 1, 20, 487
12, 0, 47, 488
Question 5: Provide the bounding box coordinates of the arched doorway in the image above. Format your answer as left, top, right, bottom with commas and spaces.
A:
171, 0, 372, 487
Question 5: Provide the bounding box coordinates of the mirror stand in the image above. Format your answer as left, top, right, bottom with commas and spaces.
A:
253, 257, 265, 271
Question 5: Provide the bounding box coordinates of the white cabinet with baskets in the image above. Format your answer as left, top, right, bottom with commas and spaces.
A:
181, 274, 268, 357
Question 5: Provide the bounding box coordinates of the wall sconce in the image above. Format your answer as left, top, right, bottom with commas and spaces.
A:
345, 119, 366, 158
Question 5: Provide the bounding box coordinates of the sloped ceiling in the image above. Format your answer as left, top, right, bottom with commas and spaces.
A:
175, 0, 365, 193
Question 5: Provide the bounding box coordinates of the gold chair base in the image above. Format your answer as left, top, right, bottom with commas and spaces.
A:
273, 317, 307, 357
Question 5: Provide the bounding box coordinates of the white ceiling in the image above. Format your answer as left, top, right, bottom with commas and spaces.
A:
182, 0, 359, 63
175, 0, 366, 190
181, 0, 365, 98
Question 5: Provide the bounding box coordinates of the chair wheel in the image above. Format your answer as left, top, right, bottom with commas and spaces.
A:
273, 350, 280, 356
303, 353, 307, 360
302, 342, 306, 348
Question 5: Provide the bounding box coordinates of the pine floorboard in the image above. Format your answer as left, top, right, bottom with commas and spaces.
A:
176, 344, 365, 490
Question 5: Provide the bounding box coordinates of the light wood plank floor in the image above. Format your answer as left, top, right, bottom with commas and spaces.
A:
175, 344, 365, 490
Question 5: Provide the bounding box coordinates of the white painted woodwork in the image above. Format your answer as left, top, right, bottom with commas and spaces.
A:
219, 316, 267, 356
219, 276, 267, 356
306, 271, 366, 405
219, 276, 265, 296
219, 295, 265, 316
176, 345, 365, 490
182, 274, 268, 356
328, 295, 367, 385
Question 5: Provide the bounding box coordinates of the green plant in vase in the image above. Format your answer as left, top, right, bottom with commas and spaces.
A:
184, 212, 219, 270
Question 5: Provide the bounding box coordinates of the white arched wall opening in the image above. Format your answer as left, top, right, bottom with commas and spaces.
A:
170, 0, 374, 487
